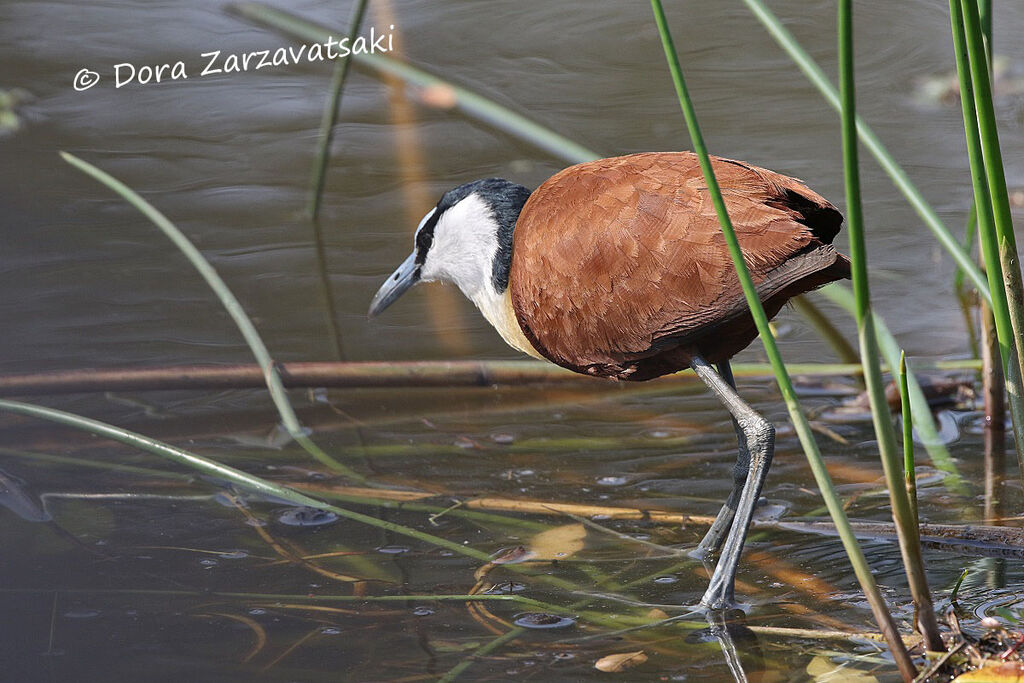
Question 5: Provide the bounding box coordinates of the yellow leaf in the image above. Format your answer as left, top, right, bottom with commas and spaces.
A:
528, 523, 586, 561
954, 662, 1024, 682
806, 655, 879, 682
594, 650, 648, 673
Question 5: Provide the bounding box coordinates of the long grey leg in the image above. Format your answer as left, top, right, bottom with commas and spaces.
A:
693, 359, 750, 557
690, 355, 775, 609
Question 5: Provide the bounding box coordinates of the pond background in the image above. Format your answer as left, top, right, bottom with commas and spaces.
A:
1, 0, 1024, 680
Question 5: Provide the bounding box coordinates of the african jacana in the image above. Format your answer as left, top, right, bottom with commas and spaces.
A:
369, 152, 850, 608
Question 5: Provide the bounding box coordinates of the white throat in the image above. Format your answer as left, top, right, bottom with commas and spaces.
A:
419, 193, 542, 359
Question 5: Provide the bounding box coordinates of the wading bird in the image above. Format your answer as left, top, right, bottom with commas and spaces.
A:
369, 152, 850, 608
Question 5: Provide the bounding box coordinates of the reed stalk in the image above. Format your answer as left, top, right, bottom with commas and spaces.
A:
59, 152, 362, 482
819, 285, 966, 495
974, 0, 1006, 492
307, 0, 368, 219
0, 398, 495, 562
649, 2, 914, 677
0, 358, 982, 397
899, 352, 919, 526
0, 400, 637, 600
739, 0, 989, 302
948, 0, 1024, 479
954, 203, 978, 296
790, 296, 860, 366
838, 2, 941, 655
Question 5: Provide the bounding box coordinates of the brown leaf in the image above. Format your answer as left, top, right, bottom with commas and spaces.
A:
594, 650, 648, 673
489, 545, 530, 565
528, 523, 586, 561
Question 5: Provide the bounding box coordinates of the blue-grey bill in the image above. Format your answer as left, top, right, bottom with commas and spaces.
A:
368, 252, 418, 317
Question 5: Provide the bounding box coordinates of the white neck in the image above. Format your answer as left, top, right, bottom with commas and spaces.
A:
419, 193, 542, 359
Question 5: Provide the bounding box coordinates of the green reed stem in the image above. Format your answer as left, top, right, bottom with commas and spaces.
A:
308, 0, 369, 219
0, 400, 630, 601
59, 152, 362, 481
650, 2, 914, 676
0, 398, 493, 561
950, 568, 970, 603
791, 295, 861, 366
0, 447, 192, 481
819, 285, 967, 496
948, 0, 1024, 479
438, 629, 524, 683
953, 202, 977, 296
739, 0, 989, 302
839, 4, 940, 659
899, 352, 919, 526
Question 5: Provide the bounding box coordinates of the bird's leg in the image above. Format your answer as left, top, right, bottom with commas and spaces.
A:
689, 355, 775, 609
692, 359, 750, 558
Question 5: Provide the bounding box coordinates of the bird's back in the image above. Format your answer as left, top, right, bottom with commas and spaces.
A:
509, 152, 850, 380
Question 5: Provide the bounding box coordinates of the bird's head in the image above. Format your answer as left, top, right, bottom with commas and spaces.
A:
368, 178, 531, 317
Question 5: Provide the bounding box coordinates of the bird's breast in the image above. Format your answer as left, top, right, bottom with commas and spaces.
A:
474, 285, 545, 361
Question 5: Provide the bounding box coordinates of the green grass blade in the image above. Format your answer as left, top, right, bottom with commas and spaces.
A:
649, 2, 914, 676
308, 0, 369, 219
899, 352, 920, 526
948, 0, 1024, 476
953, 202, 978, 295
59, 152, 362, 481
839, 2, 940, 654
740, 0, 990, 303
0, 398, 489, 561
819, 285, 967, 495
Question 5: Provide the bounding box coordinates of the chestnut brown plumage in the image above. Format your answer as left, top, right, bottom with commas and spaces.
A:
511, 153, 850, 380
369, 151, 850, 609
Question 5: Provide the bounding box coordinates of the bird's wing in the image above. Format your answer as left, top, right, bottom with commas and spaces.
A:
510, 152, 842, 372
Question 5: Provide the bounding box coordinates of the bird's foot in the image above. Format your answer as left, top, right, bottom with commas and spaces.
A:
699, 589, 737, 612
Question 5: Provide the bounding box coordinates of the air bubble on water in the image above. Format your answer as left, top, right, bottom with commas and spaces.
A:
377, 545, 410, 554
218, 550, 248, 560
63, 609, 100, 619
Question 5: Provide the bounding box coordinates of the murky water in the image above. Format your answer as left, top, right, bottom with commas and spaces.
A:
2, 0, 1024, 680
